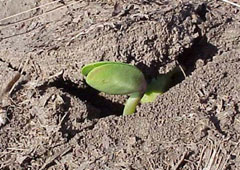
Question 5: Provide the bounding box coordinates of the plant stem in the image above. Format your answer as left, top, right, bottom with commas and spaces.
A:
123, 92, 143, 116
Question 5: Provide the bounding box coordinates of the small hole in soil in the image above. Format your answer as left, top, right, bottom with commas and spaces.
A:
48, 78, 124, 119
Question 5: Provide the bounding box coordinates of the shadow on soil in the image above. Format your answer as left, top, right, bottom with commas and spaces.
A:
177, 36, 218, 75
48, 79, 124, 118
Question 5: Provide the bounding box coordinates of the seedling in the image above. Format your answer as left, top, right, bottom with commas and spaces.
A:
81, 61, 182, 115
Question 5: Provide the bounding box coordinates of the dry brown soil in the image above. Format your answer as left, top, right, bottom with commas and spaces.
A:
0, 0, 240, 169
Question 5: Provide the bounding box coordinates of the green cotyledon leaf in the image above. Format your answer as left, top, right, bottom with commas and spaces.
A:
141, 74, 169, 103
85, 63, 147, 95
81, 61, 127, 76
141, 66, 182, 103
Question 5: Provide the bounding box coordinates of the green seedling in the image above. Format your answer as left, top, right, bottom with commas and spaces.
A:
81, 61, 182, 115
141, 66, 182, 103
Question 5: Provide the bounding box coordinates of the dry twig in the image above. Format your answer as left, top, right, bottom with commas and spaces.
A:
220, 0, 240, 8
197, 145, 207, 170
0, 0, 65, 23
39, 146, 72, 170
0, 0, 83, 30
172, 151, 188, 170
0, 73, 21, 101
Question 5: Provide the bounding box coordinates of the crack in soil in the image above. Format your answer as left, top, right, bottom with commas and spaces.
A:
0, 58, 19, 72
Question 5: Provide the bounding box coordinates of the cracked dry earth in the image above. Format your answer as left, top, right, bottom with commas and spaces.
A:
0, 0, 240, 169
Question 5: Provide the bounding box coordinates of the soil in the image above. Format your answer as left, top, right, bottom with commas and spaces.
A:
0, 0, 240, 169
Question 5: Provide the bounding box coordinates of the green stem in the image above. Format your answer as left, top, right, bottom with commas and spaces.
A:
123, 92, 143, 116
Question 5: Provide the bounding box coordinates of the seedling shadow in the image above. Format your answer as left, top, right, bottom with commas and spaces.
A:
47, 78, 124, 119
